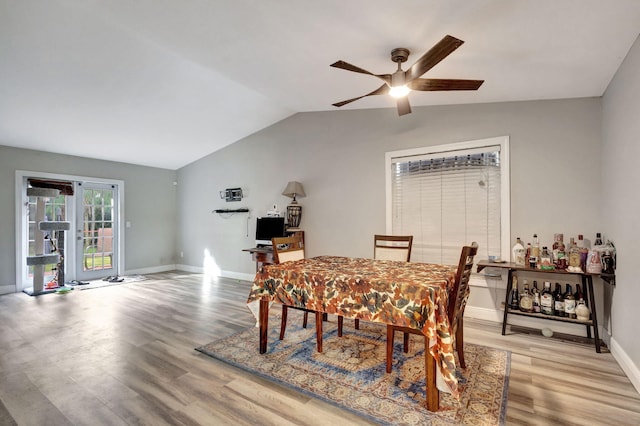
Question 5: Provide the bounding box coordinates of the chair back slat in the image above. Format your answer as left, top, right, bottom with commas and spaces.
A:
272, 235, 305, 264
374, 235, 413, 262
448, 242, 479, 333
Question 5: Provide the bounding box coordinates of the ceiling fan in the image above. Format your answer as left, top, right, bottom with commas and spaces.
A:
330, 35, 484, 116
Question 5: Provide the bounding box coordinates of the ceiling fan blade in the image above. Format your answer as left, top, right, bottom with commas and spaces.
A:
405, 35, 464, 82
330, 60, 391, 85
408, 78, 484, 91
332, 84, 390, 107
396, 97, 411, 116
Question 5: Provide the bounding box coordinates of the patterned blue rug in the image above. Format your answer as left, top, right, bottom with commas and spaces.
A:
196, 311, 509, 425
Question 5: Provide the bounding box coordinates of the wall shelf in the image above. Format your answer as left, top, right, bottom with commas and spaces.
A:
213, 208, 249, 214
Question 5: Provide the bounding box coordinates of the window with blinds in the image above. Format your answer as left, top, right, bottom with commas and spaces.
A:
385, 136, 510, 269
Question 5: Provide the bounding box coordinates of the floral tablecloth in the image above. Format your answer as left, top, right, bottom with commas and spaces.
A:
246, 255, 461, 398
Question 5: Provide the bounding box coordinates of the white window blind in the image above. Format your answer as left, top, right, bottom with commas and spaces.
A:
386, 137, 509, 267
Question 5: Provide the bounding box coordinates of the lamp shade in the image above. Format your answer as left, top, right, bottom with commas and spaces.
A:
282, 181, 305, 201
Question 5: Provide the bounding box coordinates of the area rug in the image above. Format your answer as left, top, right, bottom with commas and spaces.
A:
196, 311, 510, 426
68, 274, 148, 290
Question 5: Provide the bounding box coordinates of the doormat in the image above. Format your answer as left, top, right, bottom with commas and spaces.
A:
67, 274, 148, 291
196, 311, 510, 426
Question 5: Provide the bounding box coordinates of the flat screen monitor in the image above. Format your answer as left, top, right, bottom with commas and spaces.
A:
255, 217, 286, 246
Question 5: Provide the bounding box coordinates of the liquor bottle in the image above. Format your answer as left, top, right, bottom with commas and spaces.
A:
577, 234, 589, 271
575, 298, 591, 321
532, 281, 541, 313
553, 283, 565, 317
586, 249, 602, 274
539, 246, 553, 270
519, 280, 533, 313
525, 242, 531, 266
568, 237, 581, 269
552, 234, 567, 269
540, 281, 554, 315
552, 233, 563, 252
594, 232, 603, 246
602, 250, 615, 274
603, 240, 616, 272
563, 284, 576, 319
509, 277, 520, 310
529, 234, 540, 269
512, 237, 526, 266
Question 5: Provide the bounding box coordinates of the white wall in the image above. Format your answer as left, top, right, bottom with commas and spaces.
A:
0, 145, 178, 292
602, 34, 640, 392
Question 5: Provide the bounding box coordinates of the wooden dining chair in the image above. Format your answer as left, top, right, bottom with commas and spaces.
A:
272, 235, 324, 351
337, 235, 414, 335
352, 235, 414, 334
385, 241, 478, 373
374, 234, 414, 262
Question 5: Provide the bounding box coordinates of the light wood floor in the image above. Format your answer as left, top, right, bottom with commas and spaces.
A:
0, 272, 638, 425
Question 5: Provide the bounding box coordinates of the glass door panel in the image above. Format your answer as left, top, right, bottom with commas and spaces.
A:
75, 182, 118, 281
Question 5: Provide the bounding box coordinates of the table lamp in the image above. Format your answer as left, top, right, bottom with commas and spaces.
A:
282, 181, 305, 228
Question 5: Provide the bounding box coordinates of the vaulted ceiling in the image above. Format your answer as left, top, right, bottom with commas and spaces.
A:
1, 1, 639, 169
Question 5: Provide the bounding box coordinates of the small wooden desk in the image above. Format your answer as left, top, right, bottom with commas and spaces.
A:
243, 230, 304, 271
242, 247, 275, 272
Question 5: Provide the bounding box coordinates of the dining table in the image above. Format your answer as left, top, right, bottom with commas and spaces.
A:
246, 255, 460, 412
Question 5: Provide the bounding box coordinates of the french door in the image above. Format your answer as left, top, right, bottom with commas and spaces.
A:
74, 182, 119, 281
16, 172, 124, 292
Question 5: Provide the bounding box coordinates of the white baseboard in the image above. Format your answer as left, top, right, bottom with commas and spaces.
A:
125, 264, 176, 275
175, 263, 203, 273
221, 270, 254, 282
174, 265, 254, 282
0, 284, 16, 295
610, 337, 640, 394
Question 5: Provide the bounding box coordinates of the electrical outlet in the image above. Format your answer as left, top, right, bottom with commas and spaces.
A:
180, 251, 184, 258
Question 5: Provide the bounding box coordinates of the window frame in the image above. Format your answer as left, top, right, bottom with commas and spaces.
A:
385, 136, 511, 285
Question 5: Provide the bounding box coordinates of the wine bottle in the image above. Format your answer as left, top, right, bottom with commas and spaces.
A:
563, 284, 576, 319
574, 283, 584, 301
540, 281, 554, 315
509, 277, 520, 310
532, 281, 541, 313
553, 283, 565, 317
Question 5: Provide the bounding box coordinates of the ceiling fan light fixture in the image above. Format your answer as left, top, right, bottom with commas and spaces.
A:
330, 36, 483, 116
389, 85, 411, 98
